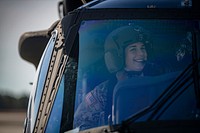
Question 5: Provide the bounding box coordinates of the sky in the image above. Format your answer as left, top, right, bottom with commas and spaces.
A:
0, 0, 60, 97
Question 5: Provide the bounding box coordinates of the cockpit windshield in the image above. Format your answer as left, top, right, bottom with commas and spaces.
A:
71, 19, 197, 130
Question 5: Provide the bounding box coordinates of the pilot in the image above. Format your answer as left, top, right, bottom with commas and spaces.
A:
73, 25, 166, 130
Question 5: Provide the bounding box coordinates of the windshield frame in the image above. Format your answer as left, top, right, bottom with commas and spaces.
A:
61, 7, 200, 132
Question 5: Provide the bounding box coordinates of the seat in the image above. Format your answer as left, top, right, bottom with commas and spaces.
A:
112, 71, 196, 124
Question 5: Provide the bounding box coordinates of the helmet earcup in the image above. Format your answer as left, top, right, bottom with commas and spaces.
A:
105, 50, 123, 73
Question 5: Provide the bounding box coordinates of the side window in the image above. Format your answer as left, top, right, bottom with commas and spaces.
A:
45, 77, 64, 133
30, 30, 57, 131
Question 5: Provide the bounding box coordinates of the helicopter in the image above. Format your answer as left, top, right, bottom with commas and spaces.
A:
19, 0, 200, 132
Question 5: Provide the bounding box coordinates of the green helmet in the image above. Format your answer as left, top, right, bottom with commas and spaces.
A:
104, 25, 151, 73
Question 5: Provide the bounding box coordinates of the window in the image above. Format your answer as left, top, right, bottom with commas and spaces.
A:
72, 20, 196, 131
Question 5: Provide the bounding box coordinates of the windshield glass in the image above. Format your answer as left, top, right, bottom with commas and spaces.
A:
72, 20, 196, 131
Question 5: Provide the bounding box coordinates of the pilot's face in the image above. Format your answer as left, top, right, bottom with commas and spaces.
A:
124, 42, 147, 71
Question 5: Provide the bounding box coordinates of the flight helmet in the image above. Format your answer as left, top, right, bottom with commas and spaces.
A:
104, 25, 152, 73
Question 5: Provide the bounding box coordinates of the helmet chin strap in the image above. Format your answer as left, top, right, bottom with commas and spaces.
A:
116, 69, 144, 81
124, 67, 143, 72
126, 70, 144, 77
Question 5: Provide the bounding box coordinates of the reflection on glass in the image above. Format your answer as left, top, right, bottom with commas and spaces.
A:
45, 77, 64, 133
73, 20, 195, 130
32, 34, 55, 131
